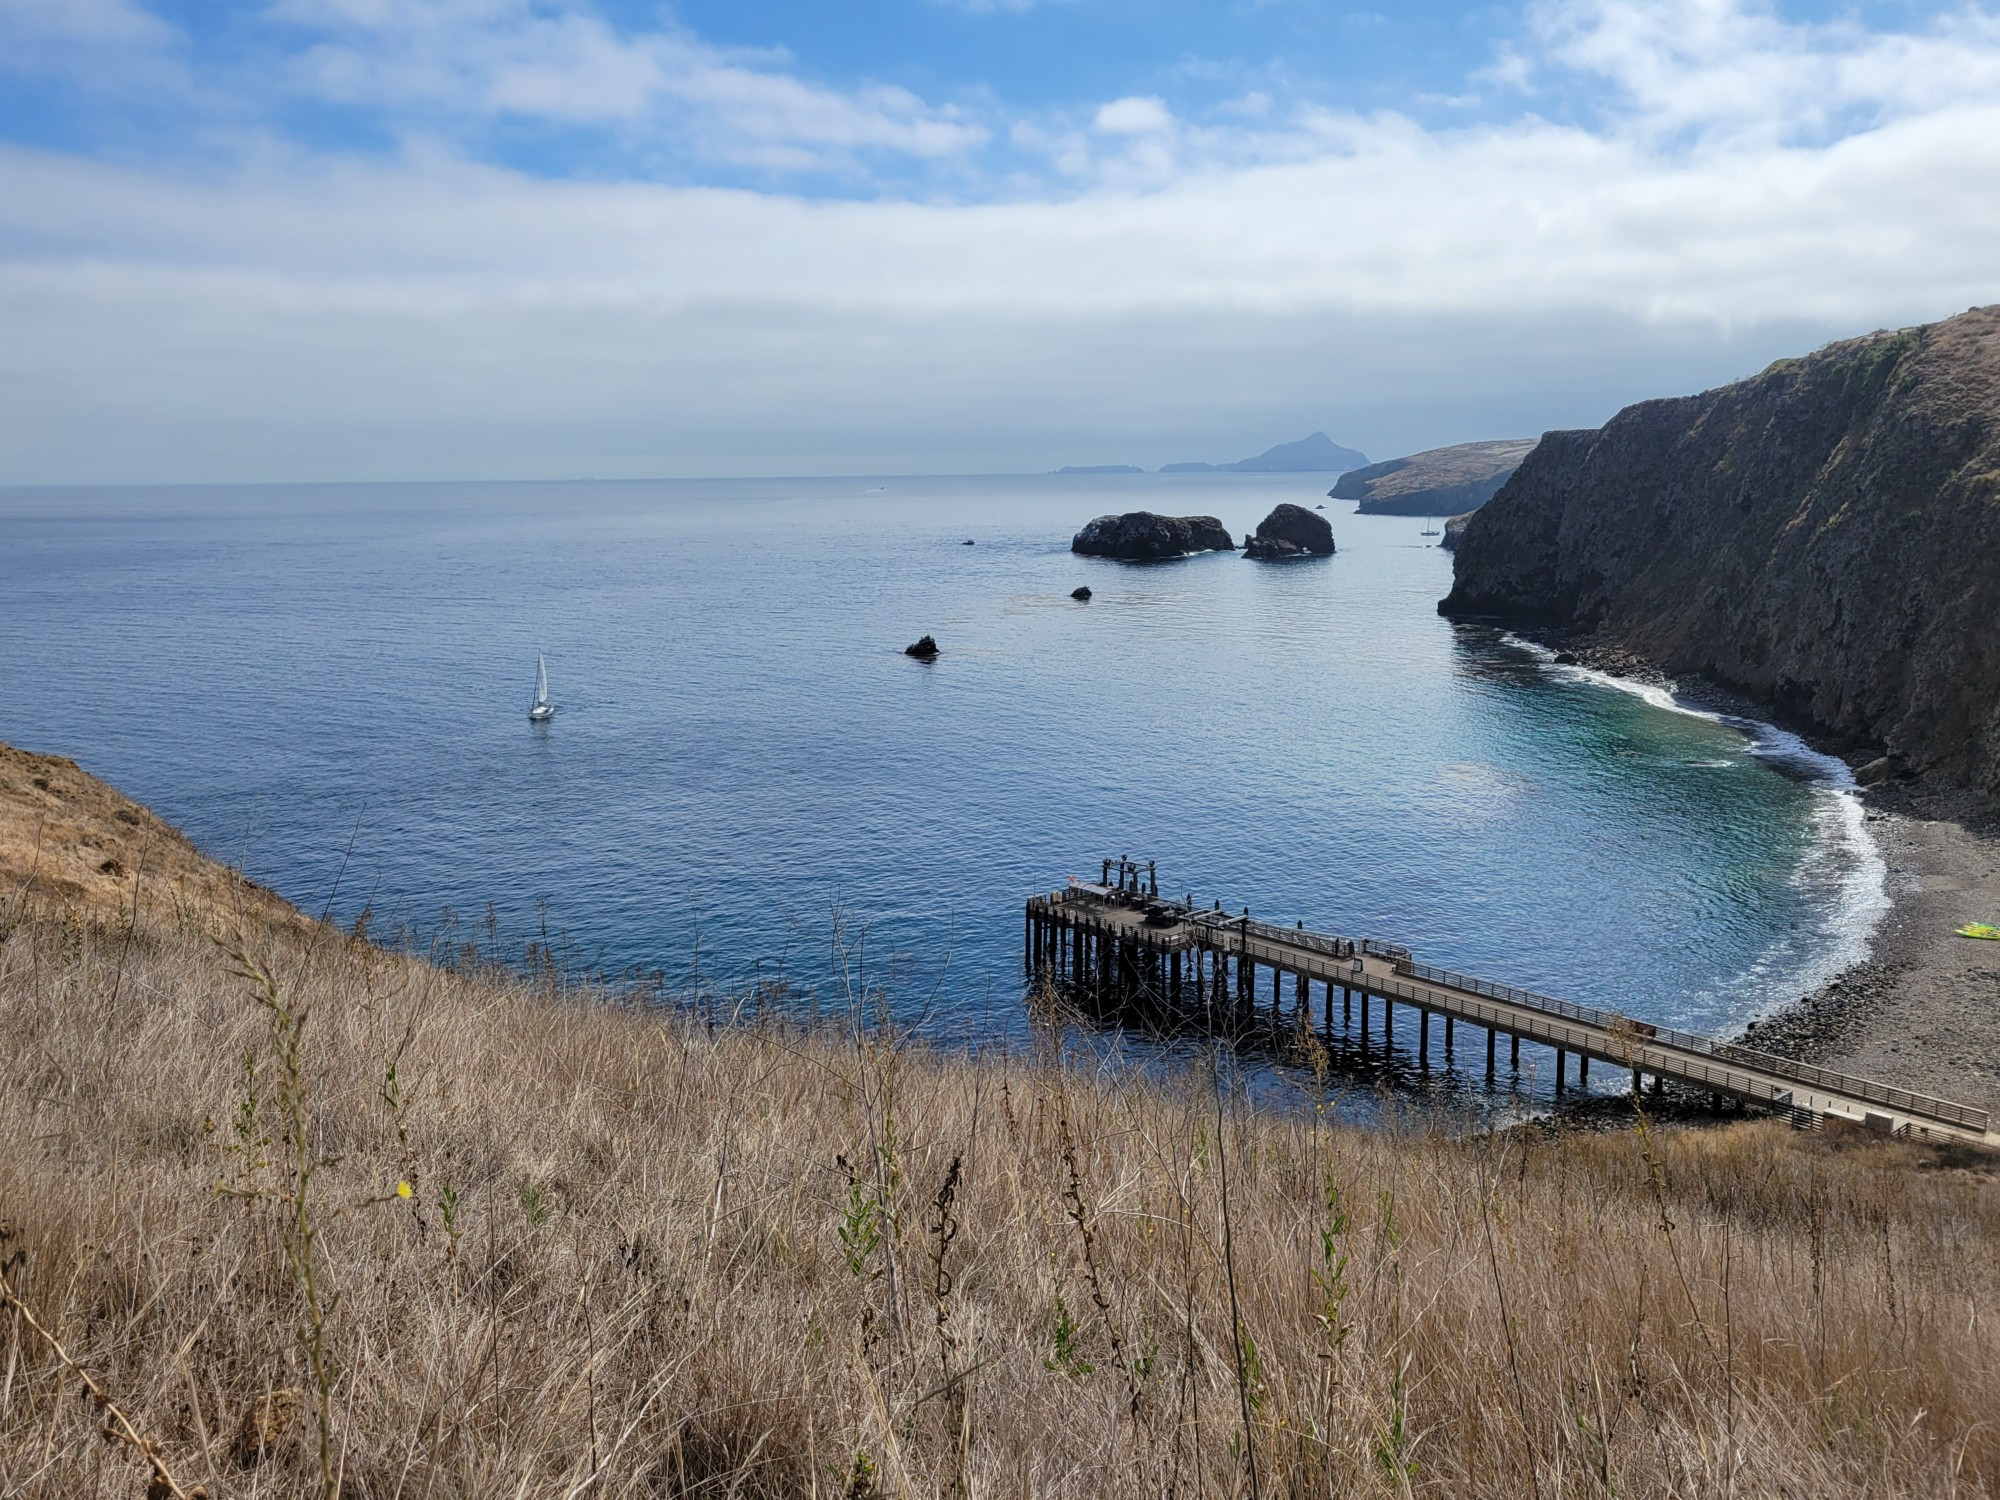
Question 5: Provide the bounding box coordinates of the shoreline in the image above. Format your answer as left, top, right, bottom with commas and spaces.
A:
1749, 784, 2000, 1113
1501, 628, 2000, 1114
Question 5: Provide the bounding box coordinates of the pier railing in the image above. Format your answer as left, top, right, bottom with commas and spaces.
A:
1399, 959, 1990, 1133
1037, 887, 1991, 1135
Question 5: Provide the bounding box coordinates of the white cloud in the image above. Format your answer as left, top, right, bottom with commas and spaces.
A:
2, 0, 1999, 480
1093, 96, 1175, 135
1526, 0, 2000, 144
0, 0, 173, 48
1217, 90, 1274, 120
267, 0, 988, 166
0, 0, 184, 90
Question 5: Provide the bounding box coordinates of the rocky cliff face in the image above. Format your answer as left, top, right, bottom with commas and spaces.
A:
1334, 438, 1536, 516
1442, 305, 2000, 807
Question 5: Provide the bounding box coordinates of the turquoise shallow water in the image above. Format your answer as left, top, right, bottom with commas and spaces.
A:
0, 472, 1881, 1111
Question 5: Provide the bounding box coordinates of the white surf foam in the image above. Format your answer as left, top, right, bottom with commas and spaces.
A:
1503, 635, 1890, 1017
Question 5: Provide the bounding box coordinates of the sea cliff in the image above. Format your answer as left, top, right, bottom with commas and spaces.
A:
1442, 305, 2000, 808
1334, 438, 1535, 516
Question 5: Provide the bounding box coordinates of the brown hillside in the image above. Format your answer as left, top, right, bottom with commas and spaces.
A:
2, 745, 1997, 1497
0, 741, 306, 932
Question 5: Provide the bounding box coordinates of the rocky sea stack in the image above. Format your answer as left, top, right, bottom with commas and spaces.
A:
1243, 503, 1335, 560
1442, 304, 2000, 808
904, 634, 939, 659
1070, 512, 1235, 561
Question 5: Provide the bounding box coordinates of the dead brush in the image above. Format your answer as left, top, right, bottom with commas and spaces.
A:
0, 1247, 208, 1500
215, 942, 416, 1500
3, 892, 2000, 1498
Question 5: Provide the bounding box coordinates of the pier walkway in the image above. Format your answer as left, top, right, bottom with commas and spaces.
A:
1025, 860, 1997, 1150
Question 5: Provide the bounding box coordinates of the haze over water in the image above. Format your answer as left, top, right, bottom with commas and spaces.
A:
2, 473, 1880, 1111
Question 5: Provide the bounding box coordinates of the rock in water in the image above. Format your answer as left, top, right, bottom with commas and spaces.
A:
904, 635, 939, 659
1070, 512, 1235, 561
1244, 503, 1335, 560
1071, 586, 1092, 601
1441, 303, 2000, 811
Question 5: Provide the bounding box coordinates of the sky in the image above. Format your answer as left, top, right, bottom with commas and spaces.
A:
2, 0, 1998, 482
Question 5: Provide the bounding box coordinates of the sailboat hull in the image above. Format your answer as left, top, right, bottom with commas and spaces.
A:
529, 652, 554, 720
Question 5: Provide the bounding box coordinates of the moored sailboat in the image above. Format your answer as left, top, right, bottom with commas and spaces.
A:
529, 654, 555, 722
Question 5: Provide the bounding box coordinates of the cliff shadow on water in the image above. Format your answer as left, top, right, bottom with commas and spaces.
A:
1441, 303, 2000, 813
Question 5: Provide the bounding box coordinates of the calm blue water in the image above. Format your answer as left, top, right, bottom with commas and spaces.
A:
0, 474, 1882, 1108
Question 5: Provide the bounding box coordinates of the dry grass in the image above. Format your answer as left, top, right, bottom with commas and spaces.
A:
0, 743, 305, 933
2, 755, 1998, 1497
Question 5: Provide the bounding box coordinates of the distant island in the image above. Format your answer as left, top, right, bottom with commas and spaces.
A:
1161, 431, 1368, 474
1057, 431, 1370, 476
1332, 438, 1537, 516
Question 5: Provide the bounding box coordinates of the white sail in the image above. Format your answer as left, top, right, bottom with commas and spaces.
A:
530, 653, 554, 720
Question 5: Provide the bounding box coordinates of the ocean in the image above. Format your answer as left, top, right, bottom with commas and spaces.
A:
1, 471, 1884, 1112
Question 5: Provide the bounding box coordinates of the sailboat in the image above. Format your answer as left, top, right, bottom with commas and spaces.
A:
528, 654, 555, 722
1419, 514, 1441, 539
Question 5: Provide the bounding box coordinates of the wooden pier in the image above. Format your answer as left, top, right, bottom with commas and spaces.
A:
1026, 859, 1998, 1149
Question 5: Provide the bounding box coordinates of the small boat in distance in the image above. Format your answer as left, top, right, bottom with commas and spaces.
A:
1420, 516, 1441, 538
529, 654, 555, 722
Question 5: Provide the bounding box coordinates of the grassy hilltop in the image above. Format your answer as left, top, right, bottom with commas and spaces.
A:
2, 743, 1997, 1498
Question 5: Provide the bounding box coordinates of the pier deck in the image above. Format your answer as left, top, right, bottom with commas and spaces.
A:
1026, 862, 1997, 1150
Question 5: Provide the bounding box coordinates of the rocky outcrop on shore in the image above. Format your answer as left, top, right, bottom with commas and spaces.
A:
1441, 304, 2000, 809
1438, 512, 1473, 552
1332, 439, 1536, 516
1071, 512, 1235, 561
1244, 503, 1335, 560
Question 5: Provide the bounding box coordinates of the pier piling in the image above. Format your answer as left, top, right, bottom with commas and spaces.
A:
1022, 864, 1995, 1144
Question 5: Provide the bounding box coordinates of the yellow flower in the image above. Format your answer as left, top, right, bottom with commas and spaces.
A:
396, 1181, 413, 1199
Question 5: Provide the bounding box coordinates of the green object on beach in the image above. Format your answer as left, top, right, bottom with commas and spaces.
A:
1957, 923, 2000, 940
